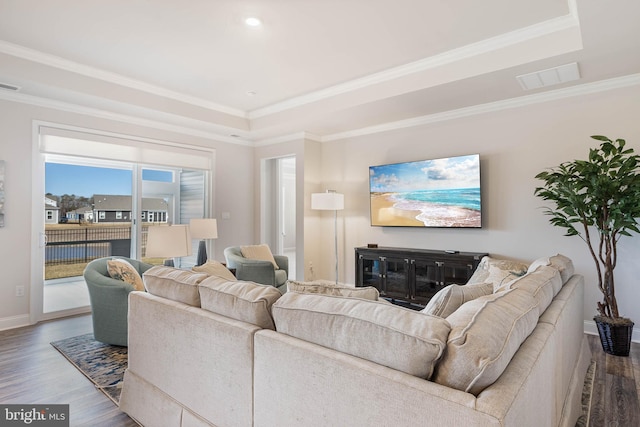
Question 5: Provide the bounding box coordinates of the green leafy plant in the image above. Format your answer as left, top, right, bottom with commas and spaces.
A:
534, 135, 640, 321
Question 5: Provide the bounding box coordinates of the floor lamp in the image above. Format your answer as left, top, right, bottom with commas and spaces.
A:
189, 218, 218, 266
311, 190, 345, 285
145, 224, 192, 267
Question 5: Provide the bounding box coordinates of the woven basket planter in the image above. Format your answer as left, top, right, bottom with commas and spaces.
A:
595, 316, 634, 357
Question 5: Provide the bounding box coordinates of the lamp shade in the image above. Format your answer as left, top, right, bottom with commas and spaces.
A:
189, 218, 218, 239
146, 225, 192, 258
311, 191, 344, 210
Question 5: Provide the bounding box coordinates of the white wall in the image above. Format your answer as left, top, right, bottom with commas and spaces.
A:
0, 99, 255, 329
313, 85, 640, 336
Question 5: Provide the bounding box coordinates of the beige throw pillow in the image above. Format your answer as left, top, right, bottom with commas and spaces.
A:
467, 256, 529, 292
287, 280, 379, 301
432, 288, 539, 395
107, 258, 144, 291
498, 264, 563, 314
192, 260, 237, 282
421, 282, 493, 318
240, 244, 279, 269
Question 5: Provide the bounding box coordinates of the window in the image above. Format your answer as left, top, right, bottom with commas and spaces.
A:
116, 211, 123, 219
141, 211, 146, 220
99, 212, 106, 220
46, 210, 53, 220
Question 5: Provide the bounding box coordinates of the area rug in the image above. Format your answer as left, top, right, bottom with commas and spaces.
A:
51, 333, 127, 405
575, 359, 596, 427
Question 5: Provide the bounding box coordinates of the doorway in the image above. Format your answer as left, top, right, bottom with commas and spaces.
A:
262, 156, 296, 279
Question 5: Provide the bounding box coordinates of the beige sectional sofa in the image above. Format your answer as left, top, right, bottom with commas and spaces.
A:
119, 255, 591, 427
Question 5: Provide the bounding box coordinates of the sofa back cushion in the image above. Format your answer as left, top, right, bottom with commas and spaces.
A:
497, 265, 563, 315
421, 282, 493, 318
199, 276, 282, 329
433, 288, 539, 395
527, 254, 575, 285
272, 292, 451, 379
287, 280, 380, 301
142, 266, 208, 306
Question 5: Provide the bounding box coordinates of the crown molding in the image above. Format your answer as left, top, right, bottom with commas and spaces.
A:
321, 73, 640, 142
0, 89, 253, 146
248, 8, 580, 120
253, 132, 322, 147
0, 40, 246, 119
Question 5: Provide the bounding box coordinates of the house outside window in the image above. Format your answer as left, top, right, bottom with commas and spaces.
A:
46, 210, 53, 220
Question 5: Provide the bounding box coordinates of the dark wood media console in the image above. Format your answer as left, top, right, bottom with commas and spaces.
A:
354, 246, 488, 310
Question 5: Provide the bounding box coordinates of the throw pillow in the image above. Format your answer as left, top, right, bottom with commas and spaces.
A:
107, 258, 144, 291
421, 281, 493, 318
287, 280, 380, 301
240, 244, 279, 269
192, 260, 237, 281
467, 256, 529, 292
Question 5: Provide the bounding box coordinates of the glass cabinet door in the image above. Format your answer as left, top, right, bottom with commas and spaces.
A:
358, 254, 382, 288
442, 261, 474, 286
413, 259, 442, 302
382, 256, 409, 299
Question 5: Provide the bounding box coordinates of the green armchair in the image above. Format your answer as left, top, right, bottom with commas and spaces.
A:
224, 246, 289, 293
83, 256, 153, 346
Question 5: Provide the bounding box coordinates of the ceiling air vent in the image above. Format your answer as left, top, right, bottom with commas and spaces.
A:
0, 82, 21, 91
516, 62, 580, 91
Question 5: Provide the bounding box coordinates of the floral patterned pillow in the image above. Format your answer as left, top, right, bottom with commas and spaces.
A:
107, 259, 144, 291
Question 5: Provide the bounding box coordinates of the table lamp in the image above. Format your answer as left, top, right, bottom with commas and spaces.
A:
146, 224, 192, 267
189, 218, 218, 266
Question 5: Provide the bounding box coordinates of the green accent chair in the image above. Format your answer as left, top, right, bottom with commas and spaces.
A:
224, 246, 289, 293
83, 256, 153, 346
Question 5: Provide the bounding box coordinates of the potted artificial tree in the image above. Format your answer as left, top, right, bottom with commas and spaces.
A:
534, 135, 640, 356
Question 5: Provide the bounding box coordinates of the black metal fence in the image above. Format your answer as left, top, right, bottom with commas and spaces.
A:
45, 226, 149, 266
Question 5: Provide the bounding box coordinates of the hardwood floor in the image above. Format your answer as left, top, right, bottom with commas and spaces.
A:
0, 315, 638, 426
0, 315, 136, 427
587, 333, 640, 427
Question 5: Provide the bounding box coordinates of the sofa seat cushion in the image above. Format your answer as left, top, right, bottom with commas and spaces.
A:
287, 280, 380, 301
142, 266, 208, 306
199, 276, 282, 329
433, 288, 539, 395
421, 282, 493, 318
107, 258, 145, 291
192, 260, 237, 282
467, 256, 529, 291
272, 292, 451, 379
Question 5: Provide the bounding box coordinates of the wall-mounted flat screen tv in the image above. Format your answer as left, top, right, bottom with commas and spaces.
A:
369, 154, 481, 228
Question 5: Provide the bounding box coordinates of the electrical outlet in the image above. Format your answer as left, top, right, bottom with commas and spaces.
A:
15, 286, 25, 297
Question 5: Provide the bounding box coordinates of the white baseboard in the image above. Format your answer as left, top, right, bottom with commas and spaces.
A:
0, 314, 32, 331
584, 319, 640, 343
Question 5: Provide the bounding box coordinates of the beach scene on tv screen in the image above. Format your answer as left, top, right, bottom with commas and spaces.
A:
369, 154, 481, 228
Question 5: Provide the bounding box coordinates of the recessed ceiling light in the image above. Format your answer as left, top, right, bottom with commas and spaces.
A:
246, 91, 257, 96
245, 17, 262, 27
